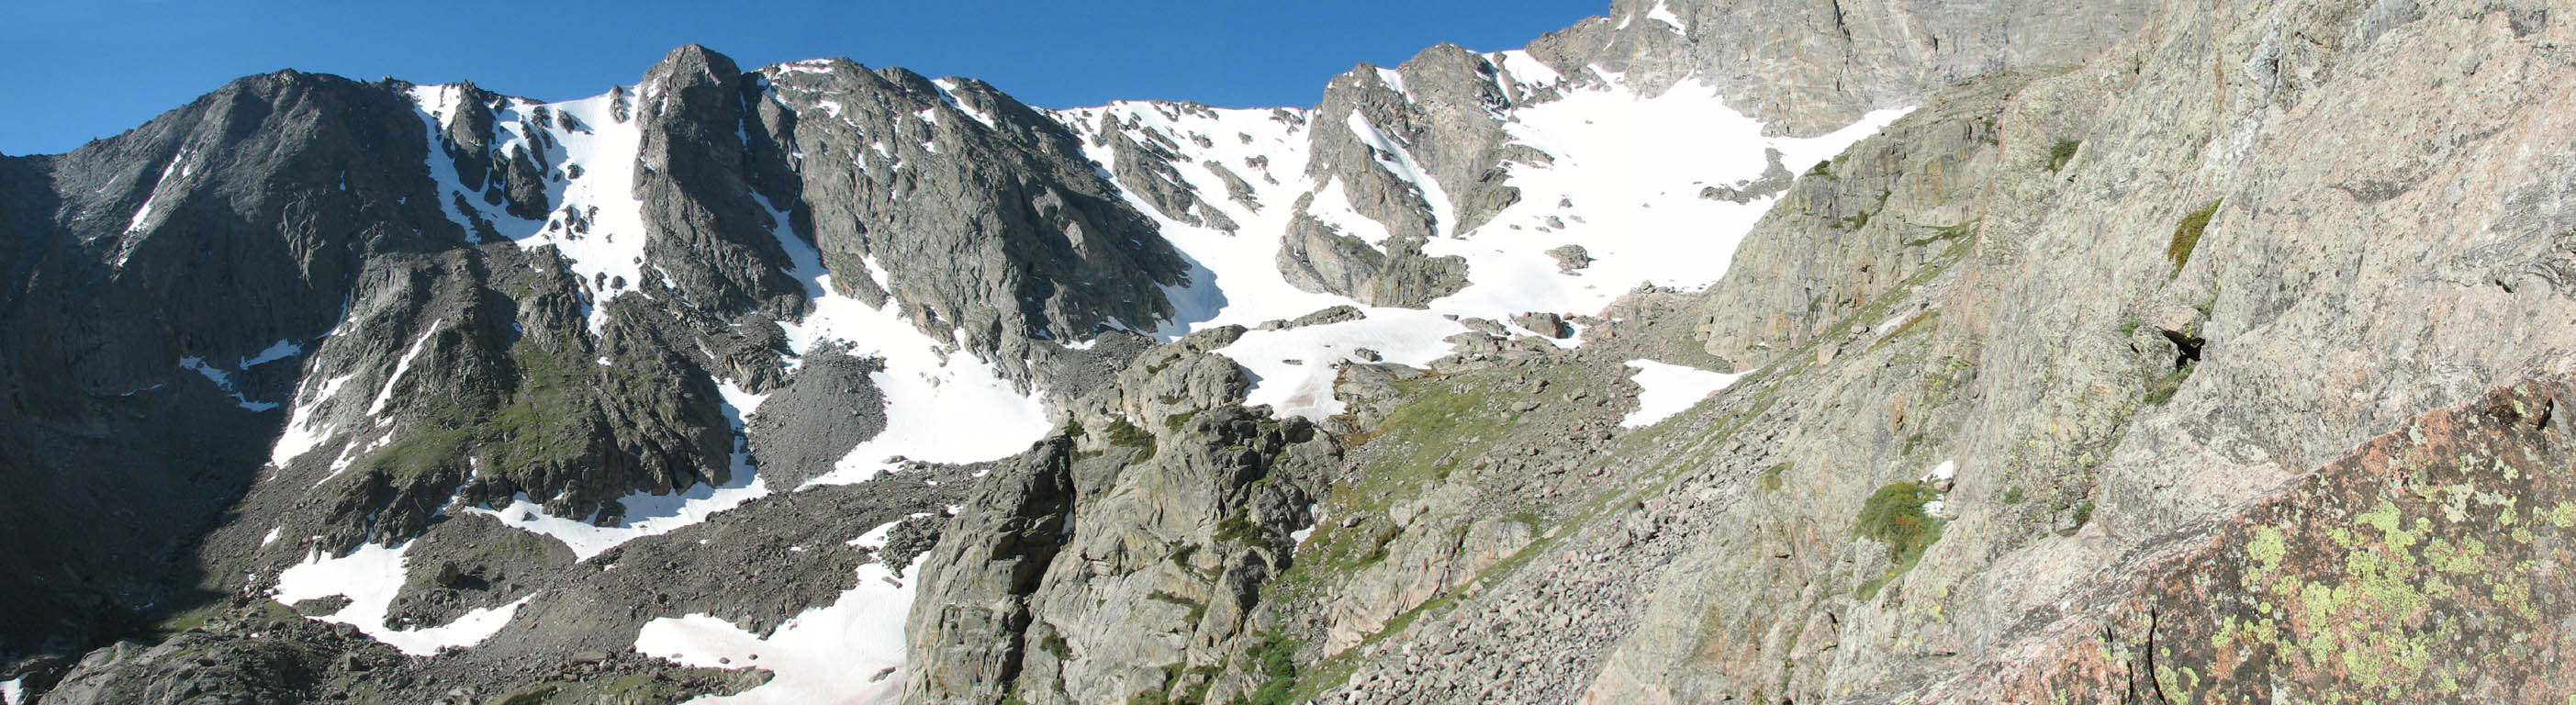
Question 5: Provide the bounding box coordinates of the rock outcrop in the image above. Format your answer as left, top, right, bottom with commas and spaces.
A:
908, 330, 1338, 704
749, 57, 1192, 371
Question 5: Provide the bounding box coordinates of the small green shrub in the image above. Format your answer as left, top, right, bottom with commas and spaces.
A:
498, 688, 560, 705
1759, 464, 1789, 492
1241, 632, 1302, 705
1146, 590, 1205, 623
1854, 481, 1944, 598
1213, 514, 1260, 543
2167, 199, 2222, 274
2045, 139, 2081, 172
361, 428, 473, 482
1902, 221, 1977, 248
1104, 417, 1157, 461
2143, 363, 2196, 405
2003, 486, 2026, 505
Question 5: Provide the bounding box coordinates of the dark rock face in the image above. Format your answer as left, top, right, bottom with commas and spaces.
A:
633, 45, 809, 319
1306, 44, 1549, 242
747, 58, 1193, 373
902, 439, 1078, 703
0, 69, 451, 655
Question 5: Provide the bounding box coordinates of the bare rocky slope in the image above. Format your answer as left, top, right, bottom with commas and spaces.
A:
9, 0, 2576, 702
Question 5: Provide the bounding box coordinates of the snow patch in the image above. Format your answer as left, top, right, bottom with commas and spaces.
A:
123, 147, 193, 237
1620, 360, 1743, 428
261, 526, 282, 547
1422, 83, 1909, 319
1921, 460, 1958, 517
770, 61, 836, 76
1645, 0, 1687, 31
633, 555, 925, 705
753, 200, 1050, 489
929, 78, 1000, 130
465, 478, 768, 563
404, 85, 655, 334
271, 542, 532, 655
845, 519, 902, 551
180, 356, 280, 411
366, 321, 442, 417
1217, 311, 1467, 419
1488, 50, 1565, 88
271, 372, 355, 468
1290, 503, 1322, 547
239, 340, 302, 368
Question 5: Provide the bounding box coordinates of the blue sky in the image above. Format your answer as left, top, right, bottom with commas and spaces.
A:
0, 0, 1601, 155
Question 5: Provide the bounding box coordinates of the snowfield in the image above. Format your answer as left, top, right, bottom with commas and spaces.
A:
270, 542, 532, 655
1064, 70, 1905, 419
756, 201, 1054, 488
633, 554, 926, 705
1621, 359, 1745, 428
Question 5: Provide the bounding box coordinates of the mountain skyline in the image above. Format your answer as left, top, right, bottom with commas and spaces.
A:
0, 0, 1595, 155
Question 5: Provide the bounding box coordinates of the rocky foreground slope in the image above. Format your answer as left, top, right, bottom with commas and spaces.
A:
8, 0, 2576, 702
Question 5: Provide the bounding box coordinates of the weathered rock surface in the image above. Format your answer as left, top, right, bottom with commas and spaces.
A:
1527, 0, 2155, 136
1957, 375, 2576, 702
1274, 213, 1470, 308
907, 331, 1338, 704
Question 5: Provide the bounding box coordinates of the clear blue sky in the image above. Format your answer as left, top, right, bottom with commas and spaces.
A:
0, 0, 1602, 155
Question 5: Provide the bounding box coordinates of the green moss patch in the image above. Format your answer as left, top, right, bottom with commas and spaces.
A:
2046, 139, 2081, 172
2145, 363, 2197, 406
1104, 417, 1158, 461
2168, 199, 2222, 275
1854, 481, 1945, 599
